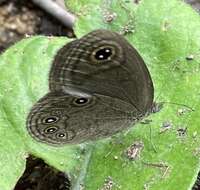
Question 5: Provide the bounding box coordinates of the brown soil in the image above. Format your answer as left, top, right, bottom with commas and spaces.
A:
0, 0, 73, 52
14, 156, 70, 190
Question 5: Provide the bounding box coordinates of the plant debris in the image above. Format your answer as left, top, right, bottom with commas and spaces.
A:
125, 141, 144, 160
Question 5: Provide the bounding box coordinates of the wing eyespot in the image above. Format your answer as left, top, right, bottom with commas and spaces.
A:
43, 116, 59, 124
44, 126, 58, 134
56, 133, 67, 139
73, 97, 89, 106
91, 45, 115, 63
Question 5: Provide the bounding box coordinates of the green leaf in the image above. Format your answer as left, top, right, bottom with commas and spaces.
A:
65, 0, 200, 189
1, 0, 200, 189
0, 37, 90, 190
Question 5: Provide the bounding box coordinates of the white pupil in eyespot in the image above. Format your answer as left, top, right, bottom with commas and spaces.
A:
48, 128, 56, 132
47, 118, 54, 122
45, 117, 57, 123
58, 133, 65, 138
75, 98, 88, 104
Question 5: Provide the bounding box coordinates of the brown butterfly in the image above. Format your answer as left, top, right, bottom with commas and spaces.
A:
27, 29, 154, 145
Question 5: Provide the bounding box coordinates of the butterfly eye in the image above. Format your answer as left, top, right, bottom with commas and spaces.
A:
73, 97, 89, 105
44, 126, 58, 134
43, 116, 59, 124
93, 46, 114, 61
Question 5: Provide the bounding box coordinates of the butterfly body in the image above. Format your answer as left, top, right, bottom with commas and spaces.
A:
27, 29, 154, 145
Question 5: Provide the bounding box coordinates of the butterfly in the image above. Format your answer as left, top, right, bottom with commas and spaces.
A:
26, 29, 154, 145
